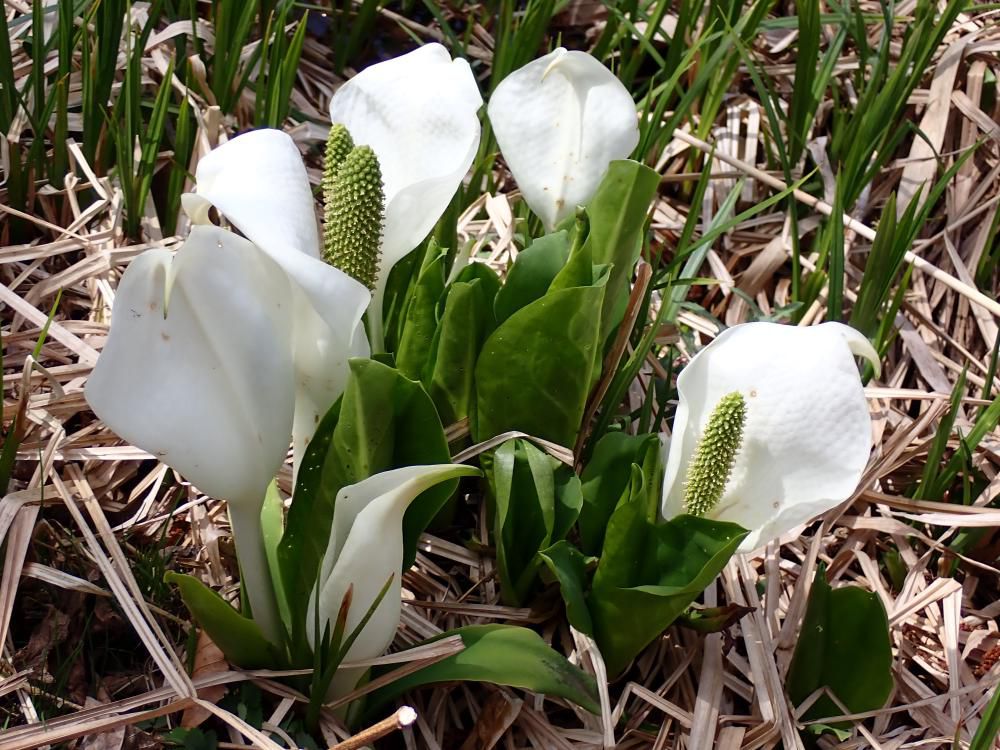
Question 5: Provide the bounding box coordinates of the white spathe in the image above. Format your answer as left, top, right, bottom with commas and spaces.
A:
488, 48, 640, 231
328, 43, 484, 288
307, 464, 480, 695
660, 322, 879, 552
181, 128, 371, 464
86, 225, 295, 507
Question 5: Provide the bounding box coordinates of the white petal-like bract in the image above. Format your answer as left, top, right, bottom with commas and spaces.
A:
184, 128, 371, 463
488, 48, 639, 230
86, 226, 296, 507
308, 464, 479, 694
329, 43, 483, 286
660, 322, 878, 552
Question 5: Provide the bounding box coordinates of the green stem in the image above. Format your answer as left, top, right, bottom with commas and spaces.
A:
367, 279, 386, 355
228, 503, 283, 646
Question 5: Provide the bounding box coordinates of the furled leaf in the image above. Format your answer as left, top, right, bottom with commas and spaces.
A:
538, 540, 594, 635
492, 439, 554, 606
580, 159, 659, 340
492, 230, 571, 325
424, 273, 498, 426
489, 438, 583, 606
260, 480, 290, 630
786, 569, 893, 733
590, 493, 747, 675
474, 271, 608, 447
396, 245, 447, 380
166, 572, 282, 669
579, 432, 660, 554
365, 625, 600, 716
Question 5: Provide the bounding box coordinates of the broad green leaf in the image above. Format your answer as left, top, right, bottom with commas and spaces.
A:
424, 276, 497, 426
396, 247, 447, 380
787, 569, 893, 732
493, 230, 571, 325
590, 497, 747, 675
580, 159, 659, 340
538, 541, 594, 635
475, 274, 608, 447
166, 572, 281, 669
278, 359, 452, 647
365, 625, 600, 716
579, 432, 660, 555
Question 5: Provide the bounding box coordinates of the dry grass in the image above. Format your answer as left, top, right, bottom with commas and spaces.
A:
2, 1, 1000, 748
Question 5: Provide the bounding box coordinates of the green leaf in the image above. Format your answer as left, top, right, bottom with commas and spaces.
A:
278, 359, 453, 647
538, 541, 594, 635
787, 569, 893, 732
366, 625, 600, 716
260, 480, 290, 632
970, 676, 1000, 750
166, 572, 281, 669
579, 432, 660, 555
474, 273, 608, 447
590, 500, 747, 675
580, 159, 659, 340
396, 247, 447, 381
492, 231, 571, 325
491, 440, 554, 606
424, 274, 498, 426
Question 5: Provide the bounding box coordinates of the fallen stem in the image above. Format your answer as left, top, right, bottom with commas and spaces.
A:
328, 706, 417, 750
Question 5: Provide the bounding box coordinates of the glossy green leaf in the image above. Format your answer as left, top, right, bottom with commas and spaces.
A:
366, 625, 600, 716
278, 359, 453, 646
579, 432, 660, 555
474, 273, 607, 447
580, 159, 659, 340
787, 569, 893, 731
493, 230, 570, 325
396, 246, 447, 380
538, 541, 594, 635
166, 572, 281, 669
590, 496, 747, 675
424, 275, 497, 426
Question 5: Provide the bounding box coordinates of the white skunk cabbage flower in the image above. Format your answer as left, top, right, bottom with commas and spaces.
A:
308, 464, 479, 695
181, 129, 371, 466
488, 48, 640, 231
89, 130, 370, 643
660, 322, 879, 552
328, 43, 483, 299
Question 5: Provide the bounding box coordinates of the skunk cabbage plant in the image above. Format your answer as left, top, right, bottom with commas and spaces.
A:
661, 322, 879, 551
88, 130, 370, 643
488, 48, 640, 230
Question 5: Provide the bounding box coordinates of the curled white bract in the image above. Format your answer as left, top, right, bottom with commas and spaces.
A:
307, 464, 479, 695
660, 322, 879, 552
86, 224, 298, 508
180, 128, 371, 466
488, 48, 640, 230
328, 43, 484, 289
